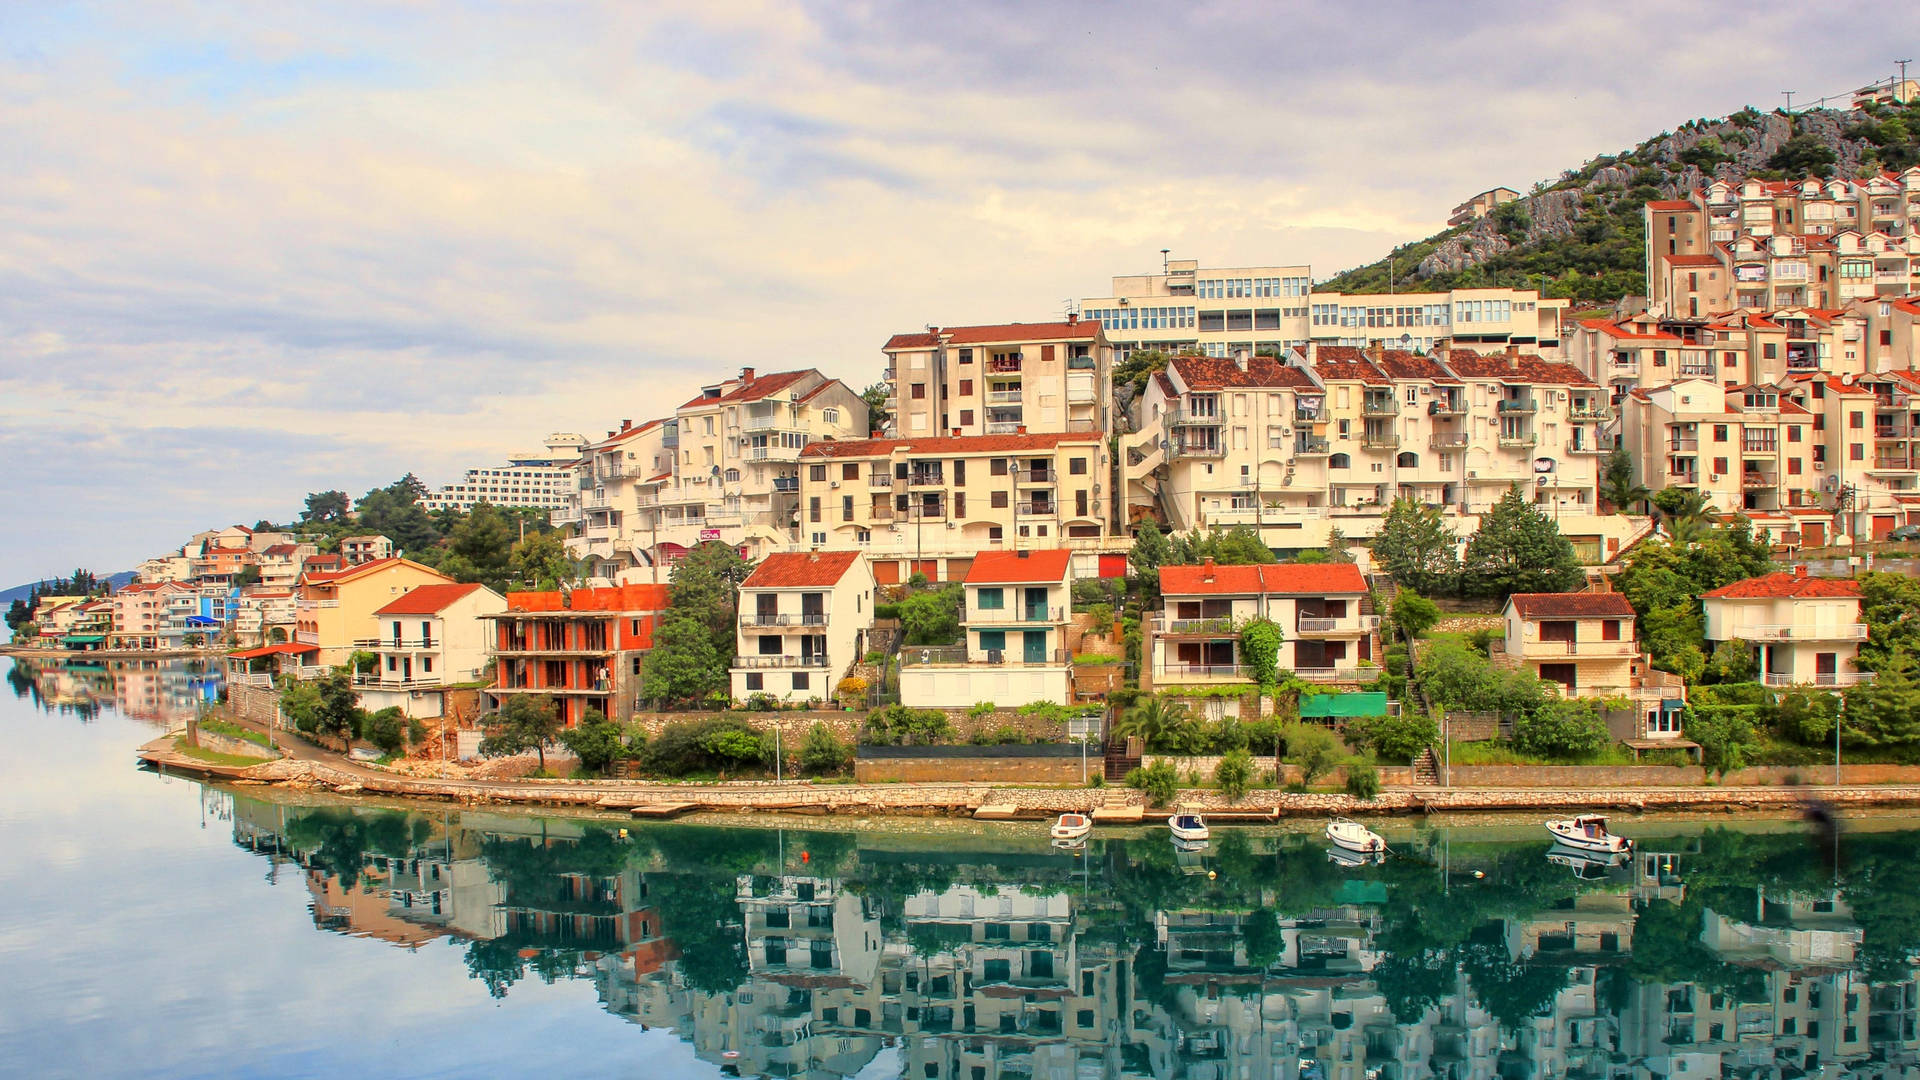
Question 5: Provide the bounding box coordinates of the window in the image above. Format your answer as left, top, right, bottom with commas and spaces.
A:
809, 497, 821, 523
1789, 425, 1801, 442
842, 463, 859, 479
954, 492, 965, 517
842, 495, 853, 521
991, 457, 1008, 476
959, 409, 974, 425
745, 673, 763, 691
1850, 411, 1864, 429
809, 464, 827, 482
958, 378, 973, 395
792, 672, 809, 691
1713, 424, 1728, 442
977, 588, 1004, 609
1851, 443, 1865, 460
958, 348, 973, 364
1069, 457, 1087, 475
1713, 457, 1728, 474
911, 383, 925, 399
991, 491, 1009, 508
1789, 458, 1802, 475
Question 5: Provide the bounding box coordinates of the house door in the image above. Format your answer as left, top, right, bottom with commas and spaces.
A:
1023, 631, 1047, 664
1816, 653, 1837, 683
1024, 587, 1048, 621
402, 657, 412, 680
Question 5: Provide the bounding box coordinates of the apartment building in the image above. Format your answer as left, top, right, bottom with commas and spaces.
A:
1078, 257, 1566, 358
900, 549, 1073, 708
1146, 560, 1375, 687
417, 433, 587, 514
340, 535, 395, 565
880, 320, 1112, 439
355, 582, 507, 718
483, 583, 670, 725
109, 581, 194, 650
793, 432, 1113, 584
232, 587, 297, 644
1449, 186, 1520, 226
1571, 308, 1869, 399
256, 542, 317, 588
1701, 568, 1869, 689
1852, 293, 1920, 371
728, 550, 875, 704
555, 417, 675, 582
294, 557, 458, 666
1619, 380, 1822, 517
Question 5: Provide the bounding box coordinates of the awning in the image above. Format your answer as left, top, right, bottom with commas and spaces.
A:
61, 634, 105, 645
183, 615, 221, 627
228, 642, 320, 660
1300, 692, 1390, 719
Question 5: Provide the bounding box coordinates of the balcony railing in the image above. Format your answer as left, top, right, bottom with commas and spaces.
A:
771, 477, 799, 493
1742, 440, 1779, 454
1570, 402, 1614, 420
1427, 399, 1467, 416
747, 446, 802, 463
1166, 408, 1221, 427
732, 655, 831, 670
985, 422, 1021, 435
1156, 616, 1236, 636
1296, 406, 1327, 423
985, 390, 1023, 405
1739, 624, 1869, 641
1294, 437, 1331, 455
744, 413, 795, 431
1669, 437, 1700, 451
1498, 433, 1538, 448
987, 358, 1023, 374
351, 675, 444, 691
907, 471, 945, 487
1567, 437, 1616, 455
740, 612, 829, 628
1762, 671, 1872, 688
1174, 439, 1225, 458
869, 474, 896, 489
1015, 502, 1057, 517
1361, 399, 1399, 418
1740, 473, 1777, 488
1523, 638, 1638, 656
1498, 399, 1537, 414
1296, 616, 1368, 635
1430, 433, 1471, 449
1155, 662, 1246, 680
352, 638, 435, 650
1362, 432, 1400, 449
969, 606, 1066, 624
1015, 469, 1055, 485
1294, 666, 1370, 682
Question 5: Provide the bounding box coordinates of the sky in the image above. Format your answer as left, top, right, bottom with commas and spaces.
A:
4, 1, 1917, 582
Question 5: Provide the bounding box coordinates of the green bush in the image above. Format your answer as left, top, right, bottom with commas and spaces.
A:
968, 701, 997, 720
861, 705, 955, 746
362, 706, 407, 756
873, 604, 900, 621
1239, 619, 1282, 687
1284, 723, 1341, 785
1125, 761, 1181, 806
642, 716, 768, 776
1215, 749, 1255, 802
1344, 712, 1439, 762
798, 724, 853, 776
559, 708, 627, 774
1016, 700, 1072, 724
1344, 761, 1381, 800
969, 725, 1032, 746
1512, 698, 1612, 760
742, 692, 781, 712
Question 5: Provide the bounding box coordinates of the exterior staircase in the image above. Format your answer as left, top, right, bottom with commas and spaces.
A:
1412, 747, 1440, 786
1103, 736, 1143, 783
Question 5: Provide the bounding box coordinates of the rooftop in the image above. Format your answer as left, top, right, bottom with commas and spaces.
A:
742, 551, 865, 590
1159, 561, 1367, 597
966, 549, 1072, 585
1702, 571, 1862, 600
884, 320, 1100, 350
373, 583, 489, 616
1507, 592, 1636, 619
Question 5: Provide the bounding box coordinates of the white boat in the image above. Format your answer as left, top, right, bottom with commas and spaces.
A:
1328, 845, 1384, 868
1326, 819, 1385, 854
1544, 815, 1631, 853
1168, 813, 1210, 843
1051, 813, 1093, 842
1547, 845, 1629, 879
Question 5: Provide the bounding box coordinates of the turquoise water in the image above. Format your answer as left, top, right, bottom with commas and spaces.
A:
4, 658, 1920, 1079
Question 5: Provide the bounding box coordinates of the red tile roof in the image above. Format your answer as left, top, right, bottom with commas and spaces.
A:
1169, 354, 1319, 391
589, 417, 665, 448
229, 642, 321, 659
260, 543, 301, 556
1702, 572, 1862, 599
373, 583, 487, 616
966, 549, 1072, 584
1507, 592, 1635, 619
884, 321, 1100, 350
1442, 350, 1596, 386
1374, 349, 1461, 383
679, 369, 819, 410
1646, 200, 1696, 211
1158, 562, 1367, 596
799, 432, 1100, 458
742, 551, 864, 589
1661, 254, 1721, 267
1312, 346, 1391, 386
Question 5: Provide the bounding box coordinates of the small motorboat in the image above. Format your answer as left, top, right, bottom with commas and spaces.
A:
1547, 845, 1629, 879
1326, 818, 1385, 855
1327, 845, 1384, 869
1545, 815, 1631, 853
1051, 813, 1093, 842
1168, 812, 1210, 844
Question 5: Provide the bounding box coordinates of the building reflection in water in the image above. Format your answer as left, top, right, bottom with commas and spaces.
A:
212, 797, 1920, 1080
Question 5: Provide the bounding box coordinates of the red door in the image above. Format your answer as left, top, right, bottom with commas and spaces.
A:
1874, 515, 1896, 541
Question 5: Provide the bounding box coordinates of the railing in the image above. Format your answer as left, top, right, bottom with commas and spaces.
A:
295, 630, 320, 645
1174, 439, 1225, 458
1497, 400, 1537, 414
1873, 455, 1913, 470
1296, 406, 1327, 422
985, 390, 1022, 405
732, 655, 831, 670
1362, 433, 1400, 449
744, 413, 793, 431
1295, 616, 1361, 635
1498, 433, 1538, 448
1742, 440, 1779, 454
351, 638, 435, 649
1669, 437, 1700, 451
907, 471, 945, 486
1015, 502, 1057, 516
351, 675, 444, 691
1762, 671, 1873, 688
869, 473, 896, 489
901, 646, 1070, 667
898, 645, 969, 665
771, 477, 799, 493
1157, 616, 1235, 635
1567, 437, 1616, 454
1295, 437, 1332, 455
1166, 408, 1221, 427
747, 446, 802, 462
1427, 399, 1467, 416
1155, 662, 1246, 680
1361, 399, 1398, 417
740, 612, 829, 628
1739, 624, 1869, 641
969, 606, 1066, 624
1430, 433, 1471, 449
1741, 474, 1777, 488
985, 422, 1021, 435
1570, 402, 1613, 420
988, 358, 1022, 374
1524, 638, 1637, 656
1294, 667, 1369, 682
1016, 469, 1055, 485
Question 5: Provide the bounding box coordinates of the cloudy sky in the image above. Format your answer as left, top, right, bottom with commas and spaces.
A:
3, 1, 1914, 581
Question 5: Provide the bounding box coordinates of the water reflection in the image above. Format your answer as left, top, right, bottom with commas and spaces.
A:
5, 655, 221, 723
215, 794, 1920, 1080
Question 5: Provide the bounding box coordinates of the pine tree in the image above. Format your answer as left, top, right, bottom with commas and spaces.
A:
1371, 497, 1460, 594
1462, 487, 1583, 599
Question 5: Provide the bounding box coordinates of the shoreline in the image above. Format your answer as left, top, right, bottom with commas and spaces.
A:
2, 645, 224, 661
134, 734, 1920, 821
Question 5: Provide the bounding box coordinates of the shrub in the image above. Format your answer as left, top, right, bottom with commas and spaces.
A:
1344, 761, 1381, 800
968, 701, 997, 720
1344, 711, 1439, 762
642, 716, 767, 776
1125, 761, 1181, 806
1215, 749, 1255, 802
1512, 698, 1612, 760
1016, 700, 1072, 724
861, 705, 955, 746
362, 706, 407, 756
407, 717, 428, 748
1284, 723, 1341, 785
798, 724, 853, 776
863, 650, 885, 663
1239, 619, 1282, 687
743, 692, 781, 712
1087, 603, 1115, 628
835, 676, 868, 705
559, 708, 627, 774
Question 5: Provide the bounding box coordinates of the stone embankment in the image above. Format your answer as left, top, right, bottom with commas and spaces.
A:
134, 736, 1920, 820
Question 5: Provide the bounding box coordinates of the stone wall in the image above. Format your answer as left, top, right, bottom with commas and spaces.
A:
629, 711, 865, 743
185, 723, 278, 761
1445, 764, 1920, 788
1143, 754, 1413, 787
228, 682, 283, 726
855, 754, 1087, 785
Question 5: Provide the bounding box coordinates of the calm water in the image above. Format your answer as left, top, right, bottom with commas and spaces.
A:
5, 659, 1920, 1079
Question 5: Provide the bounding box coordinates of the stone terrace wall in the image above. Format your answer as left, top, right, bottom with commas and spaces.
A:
1448, 764, 1920, 787
1144, 754, 1413, 787
228, 682, 283, 726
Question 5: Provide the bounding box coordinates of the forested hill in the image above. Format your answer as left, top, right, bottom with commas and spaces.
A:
1320, 99, 1920, 305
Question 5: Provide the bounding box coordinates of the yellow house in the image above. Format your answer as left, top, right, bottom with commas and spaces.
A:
294, 557, 456, 666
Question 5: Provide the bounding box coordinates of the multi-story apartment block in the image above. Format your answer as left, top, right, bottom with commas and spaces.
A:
1147, 560, 1375, 687
1079, 257, 1566, 358
232, 586, 297, 644
1127, 345, 1612, 544
339, 535, 394, 565
417, 433, 587, 514
556, 417, 674, 582
1852, 293, 1920, 371
483, 583, 669, 725
880, 319, 1112, 438
1572, 307, 1869, 400
901, 549, 1073, 707
1619, 379, 1822, 517
1449, 186, 1521, 226
256, 542, 317, 588
109, 581, 194, 650
354, 582, 507, 718
793, 432, 1114, 584
1701, 568, 1869, 689
293, 557, 457, 666
728, 551, 875, 704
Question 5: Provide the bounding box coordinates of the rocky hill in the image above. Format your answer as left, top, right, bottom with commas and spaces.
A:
1320, 100, 1920, 305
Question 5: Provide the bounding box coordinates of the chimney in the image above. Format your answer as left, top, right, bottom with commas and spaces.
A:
1367, 341, 1384, 361
1017, 425, 1027, 434
1233, 347, 1249, 372
1067, 311, 1079, 324
740, 367, 756, 383
1305, 341, 1319, 365
1795, 564, 1808, 578
1202, 557, 1215, 582
808, 549, 820, 561
1017, 550, 1030, 559
621, 418, 631, 431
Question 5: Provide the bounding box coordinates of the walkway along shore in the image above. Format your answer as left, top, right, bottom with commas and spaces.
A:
134, 734, 1920, 820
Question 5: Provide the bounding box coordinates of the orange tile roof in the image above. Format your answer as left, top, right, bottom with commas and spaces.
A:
742, 551, 864, 589
588, 418, 666, 449
1662, 254, 1720, 266
1169, 354, 1319, 391
1646, 200, 1696, 211
799, 432, 1100, 458
966, 549, 1072, 584
1374, 349, 1461, 384
1442, 350, 1596, 386
1701, 572, 1861, 599
1158, 562, 1366, 596
374, 583, 487, 616
679, 369, 818, 410
1508, 592, 1635, 618
1312, 346, 1391, 386
884, 321, 1100, 350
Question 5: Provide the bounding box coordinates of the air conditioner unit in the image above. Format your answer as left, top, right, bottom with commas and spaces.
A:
829, 481, 838, 489
1468, 470, 1480, 479
1815, 462, 1826, 471
1710, 474, 1723, 482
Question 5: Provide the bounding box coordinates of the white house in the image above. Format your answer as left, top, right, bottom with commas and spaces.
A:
1701, 568, 1869, 688
1148, 561, 1376, 686
356, 582, 507, 718
730, 550, 876, 704
901, 549, 1073, 707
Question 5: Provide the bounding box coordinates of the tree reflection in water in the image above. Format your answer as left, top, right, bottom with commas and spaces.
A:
230, 799, 1920, 1080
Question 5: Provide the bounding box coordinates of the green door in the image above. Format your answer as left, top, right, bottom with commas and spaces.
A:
1023, 630, 1046, 664
1024, 587, 1047, 621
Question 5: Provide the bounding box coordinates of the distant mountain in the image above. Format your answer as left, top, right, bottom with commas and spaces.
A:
0, 571, 136, 606
1320, 99, 1920, 305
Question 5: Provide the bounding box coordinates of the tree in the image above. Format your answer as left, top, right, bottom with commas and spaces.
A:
1390, 590, 1440, 641
799, 724, 853, 776
859, 382, 890, 435
282, 668, 361, 750
1512, 697, 1612, 760
700, 725, 769, 775
1124, 760, 1181, 805
1598, 446, 1650, 514
1284, 723, 1341, 785
439, 503, 517, 590
301, 490, 351, 524
1166, 525, 1276, 566
1462, 487, 1583, 599
1344, 711, 1439, 762
1704, 639, 1757, 684
1113, 348, 1171, 397
1128, 519, 1174, 604
1776, 688, 1838, 746
1372, 497, 1459, 593
1324, 526, 1355, 564
1239, 619, 1283, 687
1855, 572, 1920, 673
354, 477, 439, 555
1215, 748, 1255, 801
232, 565, 261, 588
362, 706, 408, 756
1765, 133, 1838, 178
668, 541, 754, 654
1842, 658, 1920, 750
559, 708, 626, 774
899, 583, 964, 645
508, 531, 578, 591
641, 614, 725, 706
1687, 706, 1758, 777
482, 694, 564, 772
5, 599, 27, 631
1114, 696, 1194, 751
1650, 486, 1712, 543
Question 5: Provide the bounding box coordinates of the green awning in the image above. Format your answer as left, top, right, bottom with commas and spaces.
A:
1300, 692, 1389, 719
61, 634, 105, 645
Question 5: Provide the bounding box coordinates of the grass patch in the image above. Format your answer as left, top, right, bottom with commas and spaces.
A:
199, 717, 273, 748
172, 736, 272, 768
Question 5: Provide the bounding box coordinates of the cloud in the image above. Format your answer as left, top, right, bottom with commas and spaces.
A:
4, 0, 1916, 577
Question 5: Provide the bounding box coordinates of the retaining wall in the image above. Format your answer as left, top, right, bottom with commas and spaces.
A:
228, 682, 283, 726
1143, 754, 1414, 787
1446, 764, 1920, 787
855, 744, 1088, 785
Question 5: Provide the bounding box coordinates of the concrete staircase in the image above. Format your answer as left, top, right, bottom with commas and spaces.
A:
1412, 747, 1440, 786
1103, 737, 1143, 783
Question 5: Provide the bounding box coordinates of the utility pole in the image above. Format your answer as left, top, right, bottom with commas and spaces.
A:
1782, 90, 1795, 113
1899, 61, 1913, 104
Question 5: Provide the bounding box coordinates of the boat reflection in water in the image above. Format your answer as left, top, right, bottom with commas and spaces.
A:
221, 794, 1920, 1080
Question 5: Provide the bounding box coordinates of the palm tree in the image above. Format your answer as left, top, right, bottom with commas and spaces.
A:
1113, 696, 1194, 752
1598, 446, 1651, 515
1651, 486, 1714, 543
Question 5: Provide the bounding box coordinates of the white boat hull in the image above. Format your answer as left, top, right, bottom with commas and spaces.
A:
1326, 822, 1384, 854
1168, 815, 1209, 844
1544, 820, 1630, 853
1051, 816, 1092, 842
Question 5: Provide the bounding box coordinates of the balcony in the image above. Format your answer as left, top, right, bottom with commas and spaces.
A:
1296, 405, 1327, 423
732, 655, 832, 670
869, 473, 896, 489
351, 675, 444, 692
907, 470, 945, 487
985, 422, 1021, 435
747, 445, 802, 463
968, 606, 1066, 624
1741, 473, 1778, 489
985, 390, 1023, 405
1742, 439, 1780, 455
1568, 437, 1616, 455
744, 412, 797, 432
771, 477, 799, 493
352, 638, 436, 649
1015, 502, 1057, 517
1428, 398, 1467, 417
1872, 453, 1914, 471
1155, 662, 1247, 681
1294, 436, 1332, 455
1361, 398, 1399, 418
1362, 432, 1400, 449
1294, 666, 1370, 683
1740, 624, 1869, 641
1669, 436, 1700, 452
1497, 399, 1538, 414
740, 612, 829, 628
1155, 616, 1236, 636
1166, 408, 1221, 427
1015, 468, 1055, 486
1430, 433, 1471, 450
1296, 616, 1375, 636
1570, 401, 1613, 420
987, 357, 1023, 375
1762, 671, 1873, 688
1519, 637, 1638, 658
1498, 432, 1538, 448
1173, 438, 1225, 458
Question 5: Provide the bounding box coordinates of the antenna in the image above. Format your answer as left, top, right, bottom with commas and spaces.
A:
1160, 248, 1170, 273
